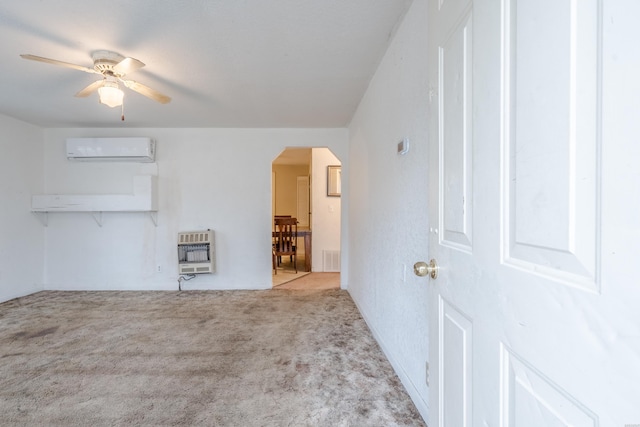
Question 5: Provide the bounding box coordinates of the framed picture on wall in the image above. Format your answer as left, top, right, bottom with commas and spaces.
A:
327, 165, 341, 197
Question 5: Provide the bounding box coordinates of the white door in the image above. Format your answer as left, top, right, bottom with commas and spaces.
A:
272, 171, 276, 219
426, 0, 640, 426
296, 175, 310, 228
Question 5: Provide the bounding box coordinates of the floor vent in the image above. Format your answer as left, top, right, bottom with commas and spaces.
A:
323, 250, 341, 272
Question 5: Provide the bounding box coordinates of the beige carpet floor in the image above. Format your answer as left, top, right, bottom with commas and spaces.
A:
0, 290, 426, 426
272, 253, 311, 287
272, 269, 311, 287
275, 273, 340, 290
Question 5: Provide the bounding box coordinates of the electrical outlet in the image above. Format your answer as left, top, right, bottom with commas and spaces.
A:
157, 265, 162, 273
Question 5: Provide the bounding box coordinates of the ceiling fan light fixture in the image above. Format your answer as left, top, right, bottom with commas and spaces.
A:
98, 81, 124, 108
21, 51, 171, 106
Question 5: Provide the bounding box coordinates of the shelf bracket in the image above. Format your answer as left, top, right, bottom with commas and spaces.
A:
149, 211, 158, 226
91, 212, 103, 227
33, 212, 48, 227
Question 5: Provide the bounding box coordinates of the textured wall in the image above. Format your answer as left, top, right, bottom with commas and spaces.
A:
0, 115, 45, 302
347, 0, 430, 419
40, 128, 347, 291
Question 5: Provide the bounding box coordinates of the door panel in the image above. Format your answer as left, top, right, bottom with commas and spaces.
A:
440, 297, 473, 427
503, 0, 601, 291
500, 345, 598, 427
429, 0, 474, 425
296, 176, 310, 227
272, 171, 276, 218
440, 11, 473, 252
427, 0, 638, 425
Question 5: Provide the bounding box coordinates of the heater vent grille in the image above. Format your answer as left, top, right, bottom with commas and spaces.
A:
178, 230, 215, 274
178, 231, 211, 244
323, 250, 341, 272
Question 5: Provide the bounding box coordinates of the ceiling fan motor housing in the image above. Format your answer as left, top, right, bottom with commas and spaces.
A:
91, 50, 125, 75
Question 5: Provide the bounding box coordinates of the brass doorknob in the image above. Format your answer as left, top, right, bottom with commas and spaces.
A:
414, 259, 438, 279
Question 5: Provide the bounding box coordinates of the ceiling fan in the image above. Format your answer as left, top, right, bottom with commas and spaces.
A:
20, 50, 171, 108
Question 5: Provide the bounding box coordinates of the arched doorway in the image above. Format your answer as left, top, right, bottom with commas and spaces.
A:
271, 147, 341, 288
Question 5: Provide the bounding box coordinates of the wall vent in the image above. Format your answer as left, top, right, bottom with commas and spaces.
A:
323, 250, 341, 272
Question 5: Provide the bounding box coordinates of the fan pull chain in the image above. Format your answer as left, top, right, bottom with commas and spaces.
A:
121, 98, 125, 121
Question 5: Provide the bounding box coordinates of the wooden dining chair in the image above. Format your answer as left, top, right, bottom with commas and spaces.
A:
273, 217, 298, 273
272, 248, 278, 275
273, 216, 295, 263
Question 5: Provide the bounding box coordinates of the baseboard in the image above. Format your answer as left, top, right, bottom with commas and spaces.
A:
0, 286, 43, 304
348, 290, 430, 423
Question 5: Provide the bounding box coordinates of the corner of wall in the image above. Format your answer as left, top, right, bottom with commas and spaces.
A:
0, 114, 45, 302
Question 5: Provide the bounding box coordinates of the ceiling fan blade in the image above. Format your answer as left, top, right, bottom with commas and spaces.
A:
75, 80, 105, 97
121, 79, 171, 104
113, 57, 145, 76
20, 54, 99, 74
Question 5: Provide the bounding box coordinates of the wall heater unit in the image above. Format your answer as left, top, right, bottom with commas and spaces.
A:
178, 230, 215, 274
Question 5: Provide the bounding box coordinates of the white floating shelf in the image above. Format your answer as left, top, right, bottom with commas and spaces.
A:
31, 175, 158, 226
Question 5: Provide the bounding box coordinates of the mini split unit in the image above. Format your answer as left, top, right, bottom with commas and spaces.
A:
66, 137, 156, 162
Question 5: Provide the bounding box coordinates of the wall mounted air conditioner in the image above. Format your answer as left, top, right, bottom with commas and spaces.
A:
66, 137, 156, 162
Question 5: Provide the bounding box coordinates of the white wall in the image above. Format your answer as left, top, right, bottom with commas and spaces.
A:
311, 148, 342, 271
41, 128, 347, 291
0, 115, 45, 302
272, 163, 309, 217
347, 0, 430, 418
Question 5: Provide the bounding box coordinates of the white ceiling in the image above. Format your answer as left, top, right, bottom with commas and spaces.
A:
0, 0, 413, 128
272, 147, 312, 165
